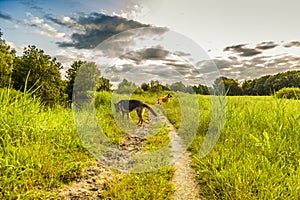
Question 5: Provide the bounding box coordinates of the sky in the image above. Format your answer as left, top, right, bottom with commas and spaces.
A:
1, 0, 300, 86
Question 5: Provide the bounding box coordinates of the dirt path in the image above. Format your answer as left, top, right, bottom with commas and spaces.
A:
56, 163, 113, 199
56, 105, 201, 199
165, 116, 202, 200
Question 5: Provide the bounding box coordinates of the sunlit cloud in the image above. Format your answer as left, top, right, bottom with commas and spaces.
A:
24, 13, 66, 38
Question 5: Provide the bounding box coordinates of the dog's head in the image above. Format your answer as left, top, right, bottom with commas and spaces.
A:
114, 103, 120, 113
167, 93, 172, 98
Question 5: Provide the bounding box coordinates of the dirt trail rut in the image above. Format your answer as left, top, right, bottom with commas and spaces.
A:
166, 116, 201, 200
57, 105, 201, 199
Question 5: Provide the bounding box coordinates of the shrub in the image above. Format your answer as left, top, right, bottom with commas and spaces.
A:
94, 91, 111, 108
275, 87, 300, 99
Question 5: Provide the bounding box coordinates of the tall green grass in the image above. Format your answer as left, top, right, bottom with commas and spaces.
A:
0, 88, 92, 199
165, 95, 300, 199
197, 96, 300, 199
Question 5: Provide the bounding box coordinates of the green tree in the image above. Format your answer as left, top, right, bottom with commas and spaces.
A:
66, 61, 109, 102
148, 80, 169, 93
186, 85, 195, 94
141, 83, 150, 91
253, 76, 270, 95
242, 71, 300, 96
242, 80, 256, 95
214, 77, 242, 95
116, 79, 137, 94
96, 77, 112, 91
12, 45, 65, 106
65, 60, 87, 101
192, 84, 209, 95
170, 81, 186, 92
73, 62, 101, 100
0, 30, 15, 88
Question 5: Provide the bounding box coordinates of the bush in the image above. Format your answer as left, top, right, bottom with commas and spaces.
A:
94, 91, 112, 108
275, 87, 300, 99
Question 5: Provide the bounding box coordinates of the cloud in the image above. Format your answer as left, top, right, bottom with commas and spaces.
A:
164, 62, 201, 83
113, 3, 150, 22
283, 41, 300, 48
198, 52, 300, 82
0, 11, 12, 21
104, 61, 201, 87
45, 14, 78, 27
20, 1, 44, 12
256, 41, 278, 50
56, 12, 150, 49
120, 46, 169, 63
25, 13, 66, 38
224, 44, 262, 57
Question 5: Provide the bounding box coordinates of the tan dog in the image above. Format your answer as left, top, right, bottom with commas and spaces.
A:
157, 93, 172, 105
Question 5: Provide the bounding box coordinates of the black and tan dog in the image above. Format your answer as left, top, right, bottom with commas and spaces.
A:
157, 93, 172, 105
114, 100, 157, 125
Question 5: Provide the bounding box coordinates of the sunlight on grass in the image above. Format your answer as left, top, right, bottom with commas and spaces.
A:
193, 96, 300, 199
0, 88, 92, 199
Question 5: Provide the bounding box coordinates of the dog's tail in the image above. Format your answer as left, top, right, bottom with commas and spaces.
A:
143, 104, 157, 117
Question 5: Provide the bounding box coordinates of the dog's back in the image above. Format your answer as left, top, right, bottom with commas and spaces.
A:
114, 100, 157, 125
116, 100, 144, 112
157, 93, 172, 104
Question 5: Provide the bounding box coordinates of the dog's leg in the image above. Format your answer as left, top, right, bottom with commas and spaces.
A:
136, 108, 144, 125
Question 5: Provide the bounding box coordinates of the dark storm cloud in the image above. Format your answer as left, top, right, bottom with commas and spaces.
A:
224, 44, 262, 57
164, 62, 199, 76
0, 11, 12, 20
120, 47, 170, 63
283, 41, 300, 48
56, 12, 150, 49
212, 59, 238, 69
174, 51, 191, 57
45, 14, 74, 26
256, 41, 278, 50
93, 26, 169, 58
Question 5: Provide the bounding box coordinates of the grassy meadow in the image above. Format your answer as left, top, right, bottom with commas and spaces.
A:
163, 94, 300, 199
1, 88, 300, 199
0, 90, 174, 199
0, 88, 93, 199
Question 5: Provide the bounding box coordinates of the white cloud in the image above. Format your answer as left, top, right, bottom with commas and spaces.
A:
25, 12, 32, 17
113, 4, 150, 21
61, 16, 72, 23
31, 16, 44, 24
26, 14, 66, 38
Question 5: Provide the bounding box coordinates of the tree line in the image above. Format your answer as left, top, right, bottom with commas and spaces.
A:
1, 30, 300, 107
214, 70, 300, 96
0, 31, 111, 106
